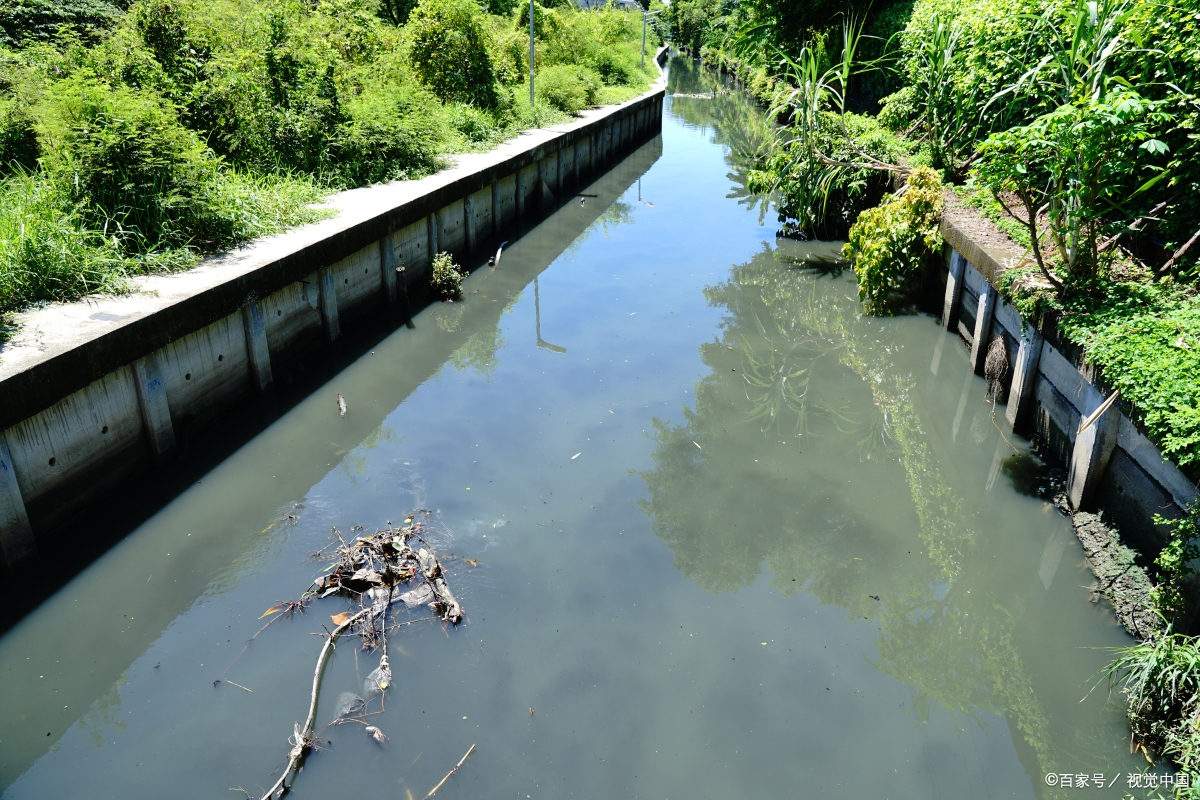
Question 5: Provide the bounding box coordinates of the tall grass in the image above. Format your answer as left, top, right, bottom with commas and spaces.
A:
0, 168, 328, 313
1103, 628, 1200, 773
0, 172, 190, 311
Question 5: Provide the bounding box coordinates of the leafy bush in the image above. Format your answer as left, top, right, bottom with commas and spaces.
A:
430, 250, 463, 300
448, 103, 497, 143
1056, 283, 1200, 472
35, 75, 219, 248
0, 0, 124, 47
408, 0, 499, 107
330, 86, 445, 185
0, 0, 651, 312
751, 111, 909, 238
1151, 503, 1200, 620
536, 63, 600, 114
843, 166, 943, 314
0, 97, 39, 174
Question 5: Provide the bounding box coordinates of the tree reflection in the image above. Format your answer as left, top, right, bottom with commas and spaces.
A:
636, 241, 1059, 781
666, 57, 775, 223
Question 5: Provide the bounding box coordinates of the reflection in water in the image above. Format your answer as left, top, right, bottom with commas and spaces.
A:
667, 58, 775, 223
638, 60, 1146, 788
636, 239, 1068, 782
534, 278, 567, 354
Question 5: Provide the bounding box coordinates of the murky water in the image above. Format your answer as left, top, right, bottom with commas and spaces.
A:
0, 58, 1161, 799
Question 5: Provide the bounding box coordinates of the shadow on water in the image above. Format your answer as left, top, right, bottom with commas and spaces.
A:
1002, 452, 1060, 500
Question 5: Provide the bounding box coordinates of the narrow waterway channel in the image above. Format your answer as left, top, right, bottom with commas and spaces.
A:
0, 57, 1160, 799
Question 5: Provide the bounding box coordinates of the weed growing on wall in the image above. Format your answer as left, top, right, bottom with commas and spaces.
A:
431, 251, 464, 301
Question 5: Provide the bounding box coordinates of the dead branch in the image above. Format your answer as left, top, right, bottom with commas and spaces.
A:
253, 516, 465, 799
260, 606, 371, 800
425, 744, 476, 799
1157, 226, 1200, 276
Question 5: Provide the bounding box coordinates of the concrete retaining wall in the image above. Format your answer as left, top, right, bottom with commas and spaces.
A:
0, 52, 669, 568
938, 214, 1199, 552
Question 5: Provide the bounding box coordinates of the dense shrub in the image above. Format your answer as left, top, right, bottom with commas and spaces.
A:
35, 75, 219, 247
0, 0, 124, 47
329, 85, 445, 185
408, 0, 499, 107
750, 112, 909, 239
0, 97, 39, 174
0, 0, 653, 311
843, 166, 943, 314
536, 64, 601, 114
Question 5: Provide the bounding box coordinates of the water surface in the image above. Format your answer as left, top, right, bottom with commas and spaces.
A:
0, 58, 1153, 799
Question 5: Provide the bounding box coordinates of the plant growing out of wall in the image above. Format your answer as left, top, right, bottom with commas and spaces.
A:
842, 166, 943, 314
1151, 502, 1200, 621
431, 250, 464, 300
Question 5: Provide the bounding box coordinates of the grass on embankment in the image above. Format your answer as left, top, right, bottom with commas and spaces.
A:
0, 0, 660, 315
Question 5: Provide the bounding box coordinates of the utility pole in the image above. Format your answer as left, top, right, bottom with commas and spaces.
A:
635, 7, 661, 69
529, 0, 536, 105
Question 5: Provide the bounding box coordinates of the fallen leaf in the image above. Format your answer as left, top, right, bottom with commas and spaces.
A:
331, 611, 354, 626
260, 604, 288, 619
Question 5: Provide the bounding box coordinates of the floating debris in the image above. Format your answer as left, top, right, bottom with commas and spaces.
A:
488, 241, 509, 267
256, 516, 464, 799
337, 392, 347, 417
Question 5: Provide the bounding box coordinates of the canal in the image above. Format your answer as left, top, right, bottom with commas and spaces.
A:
0, 57, 1155, 798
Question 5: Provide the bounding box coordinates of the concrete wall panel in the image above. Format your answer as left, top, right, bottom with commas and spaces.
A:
471, 185, 493, 237
393, 220, 431, 283
5, 367, 144, 509
158, 313, 250, 424
518, 164, 538, 210
497, 174, 517, 227
332, 241, 384, 320
264, 278, 321, 360
436, 199, 465, 254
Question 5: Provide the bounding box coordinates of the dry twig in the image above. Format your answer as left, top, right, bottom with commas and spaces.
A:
425, 744, 476, 799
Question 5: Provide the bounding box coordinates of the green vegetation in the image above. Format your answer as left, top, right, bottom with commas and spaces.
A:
667, 0, 1200, 778
430, 250, 464, 300
0, 0, 658, 313
1104, 617, 1200, 777
843, 166, 942, 313
669, 0, 1200, 474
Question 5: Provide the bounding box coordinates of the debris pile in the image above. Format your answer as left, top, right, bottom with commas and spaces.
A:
311, 518, 463, 627
258, 515, 464, 800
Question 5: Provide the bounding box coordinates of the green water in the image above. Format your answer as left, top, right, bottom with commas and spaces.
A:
0, 58, 1160, 799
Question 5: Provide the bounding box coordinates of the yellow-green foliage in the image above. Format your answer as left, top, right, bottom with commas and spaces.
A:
843, 166, 943, 314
